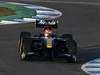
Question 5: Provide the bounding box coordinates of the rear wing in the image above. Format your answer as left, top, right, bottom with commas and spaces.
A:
36, 20, 58, 28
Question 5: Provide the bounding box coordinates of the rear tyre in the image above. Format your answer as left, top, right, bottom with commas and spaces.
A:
67, 40, 78, 63
17, 32, 31, 61
61, 34, 78, 63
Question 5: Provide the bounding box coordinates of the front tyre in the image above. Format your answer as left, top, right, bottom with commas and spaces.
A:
17, 32, 31, 61
67, 40, 78, 63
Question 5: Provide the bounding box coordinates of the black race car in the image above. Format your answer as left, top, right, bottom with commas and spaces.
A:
17, 20, 78, 63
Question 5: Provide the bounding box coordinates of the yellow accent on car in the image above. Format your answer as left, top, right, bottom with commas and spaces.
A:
47, 39, 52, 48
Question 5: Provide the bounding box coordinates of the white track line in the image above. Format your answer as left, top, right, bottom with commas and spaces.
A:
32, 0, 100, 6
81, 59, 100, 75
0, 20, 22, 25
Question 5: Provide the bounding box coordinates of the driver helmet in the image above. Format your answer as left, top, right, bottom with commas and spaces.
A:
43, 26, 53, 37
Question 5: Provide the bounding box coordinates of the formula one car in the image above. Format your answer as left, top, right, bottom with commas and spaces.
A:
17, 20, 78, 63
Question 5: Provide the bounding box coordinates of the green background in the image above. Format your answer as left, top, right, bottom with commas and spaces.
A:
0, 2, 36, 20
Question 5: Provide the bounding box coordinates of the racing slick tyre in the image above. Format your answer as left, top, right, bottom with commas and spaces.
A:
60, 34, 77, 63
17, 32, 31, 61
67, 40, 78, 63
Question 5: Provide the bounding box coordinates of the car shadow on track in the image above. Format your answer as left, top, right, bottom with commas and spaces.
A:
25, 55, 76, 63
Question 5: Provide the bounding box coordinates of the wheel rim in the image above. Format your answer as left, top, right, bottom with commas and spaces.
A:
20, 39, 26, 60
21, 52, 26, 60
72, 55, 77, 62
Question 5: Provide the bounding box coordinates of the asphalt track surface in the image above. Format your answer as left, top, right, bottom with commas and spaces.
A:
1, 0, 100, 75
